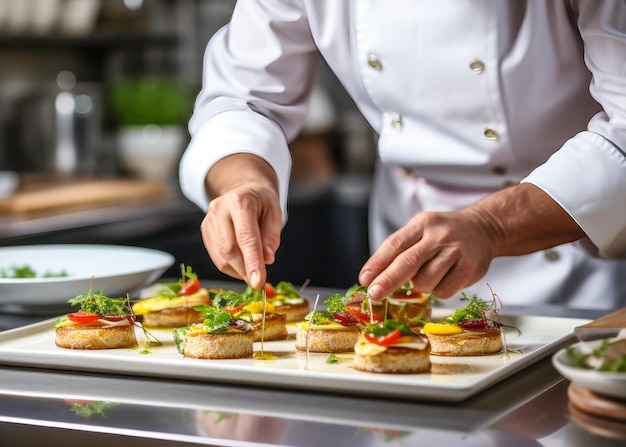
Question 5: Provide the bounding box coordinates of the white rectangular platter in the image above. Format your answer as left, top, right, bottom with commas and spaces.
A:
0, 313, 587, 402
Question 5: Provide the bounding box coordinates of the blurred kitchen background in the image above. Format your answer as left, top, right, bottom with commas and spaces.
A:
0, 0, 377, 288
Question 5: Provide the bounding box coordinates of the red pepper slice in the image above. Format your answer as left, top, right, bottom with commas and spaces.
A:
458, 319, 488, 332
67, 312, 100, 324
364, 329, 403, 346
264, 283, 276, 298
178, 278, 201, 296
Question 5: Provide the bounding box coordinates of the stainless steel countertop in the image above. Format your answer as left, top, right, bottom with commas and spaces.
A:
0, 283, 622, 446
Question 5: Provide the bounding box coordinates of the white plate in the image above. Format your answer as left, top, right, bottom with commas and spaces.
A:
0, 313, 587, 402
0, 245, 174, 310
552, 340, 626, 399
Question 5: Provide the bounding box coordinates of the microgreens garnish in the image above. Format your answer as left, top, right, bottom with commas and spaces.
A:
68, 287, 130, 317
363, 319, 413, 337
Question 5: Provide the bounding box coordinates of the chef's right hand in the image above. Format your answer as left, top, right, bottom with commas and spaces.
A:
200, 154, 283, 291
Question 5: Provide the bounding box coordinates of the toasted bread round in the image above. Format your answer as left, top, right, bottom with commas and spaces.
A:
295, 325, 360, 353
354, 346, 431, 374
55, 325, 137, 350
273, 300, 309, 322
427, 328, 502, 356
182, 331, 254, 359
252, 312, 288, 342
141, 306, 204, 328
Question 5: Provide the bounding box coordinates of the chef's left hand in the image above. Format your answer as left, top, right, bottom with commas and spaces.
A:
359, 209, 495, 301
359, 183, 585, 301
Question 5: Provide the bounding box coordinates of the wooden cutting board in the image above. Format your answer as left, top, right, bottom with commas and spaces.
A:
574, 307, 626, 341
0, 178, 167, 214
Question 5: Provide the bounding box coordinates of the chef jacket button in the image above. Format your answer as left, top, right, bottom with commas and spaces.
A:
492, 165, 507, 175
544, 248, 560, 262
367, 54, 383, 70
391, 114, 403, 129
483, 128, 499, 140
469, 59, 485, 74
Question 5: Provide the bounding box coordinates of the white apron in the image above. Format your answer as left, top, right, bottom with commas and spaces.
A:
370, 163, 626, 310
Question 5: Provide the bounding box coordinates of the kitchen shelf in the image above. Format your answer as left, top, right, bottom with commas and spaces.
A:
0, 32, 178, 50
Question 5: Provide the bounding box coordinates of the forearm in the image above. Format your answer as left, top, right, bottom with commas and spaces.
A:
462, 183, 585, 257
205, 153, 279, 201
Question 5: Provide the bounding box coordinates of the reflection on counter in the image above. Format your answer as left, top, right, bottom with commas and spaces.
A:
0, 347, 624, 447
0, 391, 555, 447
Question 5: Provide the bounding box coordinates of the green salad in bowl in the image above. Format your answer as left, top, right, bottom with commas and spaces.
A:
565, 329, 626, 372
552, 329, 626, 400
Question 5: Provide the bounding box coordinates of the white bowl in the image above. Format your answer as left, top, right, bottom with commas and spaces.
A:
118, 125, 186, 179
552, 339, 626, 400
0, 244, 175, 312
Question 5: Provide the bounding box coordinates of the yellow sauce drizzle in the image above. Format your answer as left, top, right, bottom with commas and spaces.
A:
253, 287, 276, 360
253, 352, 276, 360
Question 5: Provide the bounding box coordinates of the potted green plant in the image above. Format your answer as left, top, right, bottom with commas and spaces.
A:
107, 77, 195, 179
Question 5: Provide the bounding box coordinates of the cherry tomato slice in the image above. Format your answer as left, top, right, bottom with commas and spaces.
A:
264, 283, 276, 298
67, 312, 100, 324
225, 304, 246, 315
364, 329, 403, 346
178, 278, 201, 296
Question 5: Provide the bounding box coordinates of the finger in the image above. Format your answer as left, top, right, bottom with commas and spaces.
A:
409, 246, 460, 293
230, 199, 267, 290
366, 245, 436, 301
430, 264, 469, 298
431, 256, 487, 298
359, 225, 425, 286
201, 207, 247, 281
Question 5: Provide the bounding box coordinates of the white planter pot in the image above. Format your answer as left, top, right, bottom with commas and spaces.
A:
117, 125, 187, 180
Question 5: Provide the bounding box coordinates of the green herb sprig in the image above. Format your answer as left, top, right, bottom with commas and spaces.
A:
363, 319, 413, 337
68, 288, 131, 317
443, 292, 490, 324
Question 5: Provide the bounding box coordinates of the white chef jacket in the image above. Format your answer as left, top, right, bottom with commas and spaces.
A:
180, 0, 626, 309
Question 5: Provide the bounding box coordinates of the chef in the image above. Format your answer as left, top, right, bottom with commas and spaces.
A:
179, 0, 626, 310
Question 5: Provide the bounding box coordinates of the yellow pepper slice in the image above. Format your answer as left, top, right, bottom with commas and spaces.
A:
422, 322, 463, 335
243, 301, 276, 314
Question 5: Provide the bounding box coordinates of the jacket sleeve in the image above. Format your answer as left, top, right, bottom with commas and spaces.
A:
522, 0, 626, 258
179, 0, 319, 220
